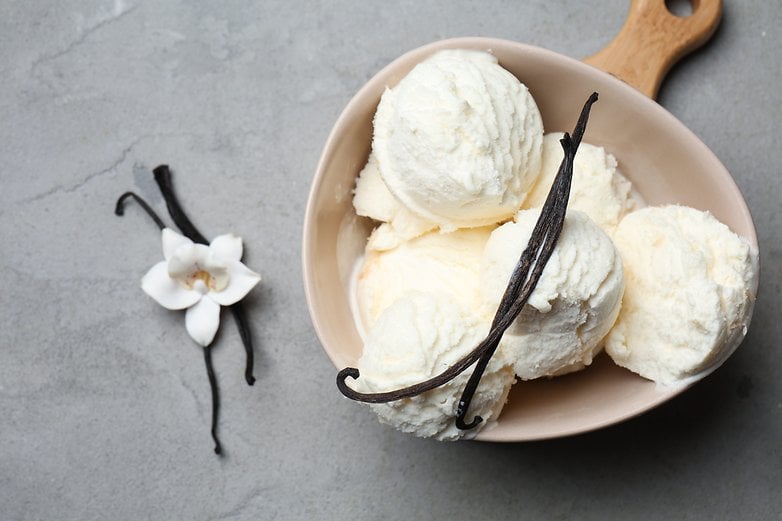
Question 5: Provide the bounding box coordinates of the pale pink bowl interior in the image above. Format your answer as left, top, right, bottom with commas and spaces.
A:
302, 37, 758, 441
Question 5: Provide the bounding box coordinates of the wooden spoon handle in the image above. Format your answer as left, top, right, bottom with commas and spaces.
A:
584, 0, 722, 99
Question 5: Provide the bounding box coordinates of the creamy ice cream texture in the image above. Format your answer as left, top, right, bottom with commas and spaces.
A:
356, 225, 492, 332
523, 132, 640, 234
371, 49, 544, 231
481, 209, 625, 380
353, 292, 515, 441
353, 152, 436, 247
605, 205, 758, 386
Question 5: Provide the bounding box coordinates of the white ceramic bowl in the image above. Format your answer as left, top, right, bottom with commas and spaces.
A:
302, 36, 758, 441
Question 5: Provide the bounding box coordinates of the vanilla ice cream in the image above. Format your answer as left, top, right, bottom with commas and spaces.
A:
604, 205, 758, 386
481, 209, 625, 379
353, 292, 515, 440
372, 49, 544, 231
356, 225, 492, 332
342, 48, 758, 440
353, 152, 436, 246
522, 132, 641, 234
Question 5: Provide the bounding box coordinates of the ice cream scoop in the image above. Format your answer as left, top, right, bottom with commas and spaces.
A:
481, 209, 625, 380
605, 205, 759, 386
522, 132, 641, 234
372, 49, 543, 231
353, 292, 515, 440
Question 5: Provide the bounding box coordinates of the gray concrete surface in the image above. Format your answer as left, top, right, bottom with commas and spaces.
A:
1, 1, 780, 519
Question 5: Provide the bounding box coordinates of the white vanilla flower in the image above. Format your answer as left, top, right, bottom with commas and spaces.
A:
141, 228, 261, 346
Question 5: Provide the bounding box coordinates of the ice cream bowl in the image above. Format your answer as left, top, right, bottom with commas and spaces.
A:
303, 4, 758, 441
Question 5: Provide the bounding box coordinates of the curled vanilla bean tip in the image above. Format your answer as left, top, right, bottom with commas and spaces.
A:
114, 195, 128, 216
454, 341, 500, 430
114, 191, 166, 230
455, 411, 482, 430
336, 367, 361, 396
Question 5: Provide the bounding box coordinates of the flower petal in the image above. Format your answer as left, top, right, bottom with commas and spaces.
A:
167, 243, 210, 279
210, 233, 243, 262
208, 260, 261, 306
141, 261, 202, 310
162, 228, 193, 261
185, 296, 221, 346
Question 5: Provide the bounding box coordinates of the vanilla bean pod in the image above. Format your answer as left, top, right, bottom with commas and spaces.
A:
454, 93, 599, 428
203, 344, 222, 454
117, 166, 259, 454
231, 301, 256, 385
152, 165, 257, 387
152, 165, 208, 244
337, 93, 599, 433
337, 140, 574, 407
456, 134, 578, 429
114, 192, 166, 229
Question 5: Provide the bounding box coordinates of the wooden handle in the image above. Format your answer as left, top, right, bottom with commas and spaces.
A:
584, 0, 722, 99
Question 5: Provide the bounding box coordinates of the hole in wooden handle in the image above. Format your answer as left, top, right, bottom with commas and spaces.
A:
666, 0, 694, 18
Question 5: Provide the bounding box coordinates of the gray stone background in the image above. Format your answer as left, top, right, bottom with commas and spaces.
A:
1, 1, 780, 519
